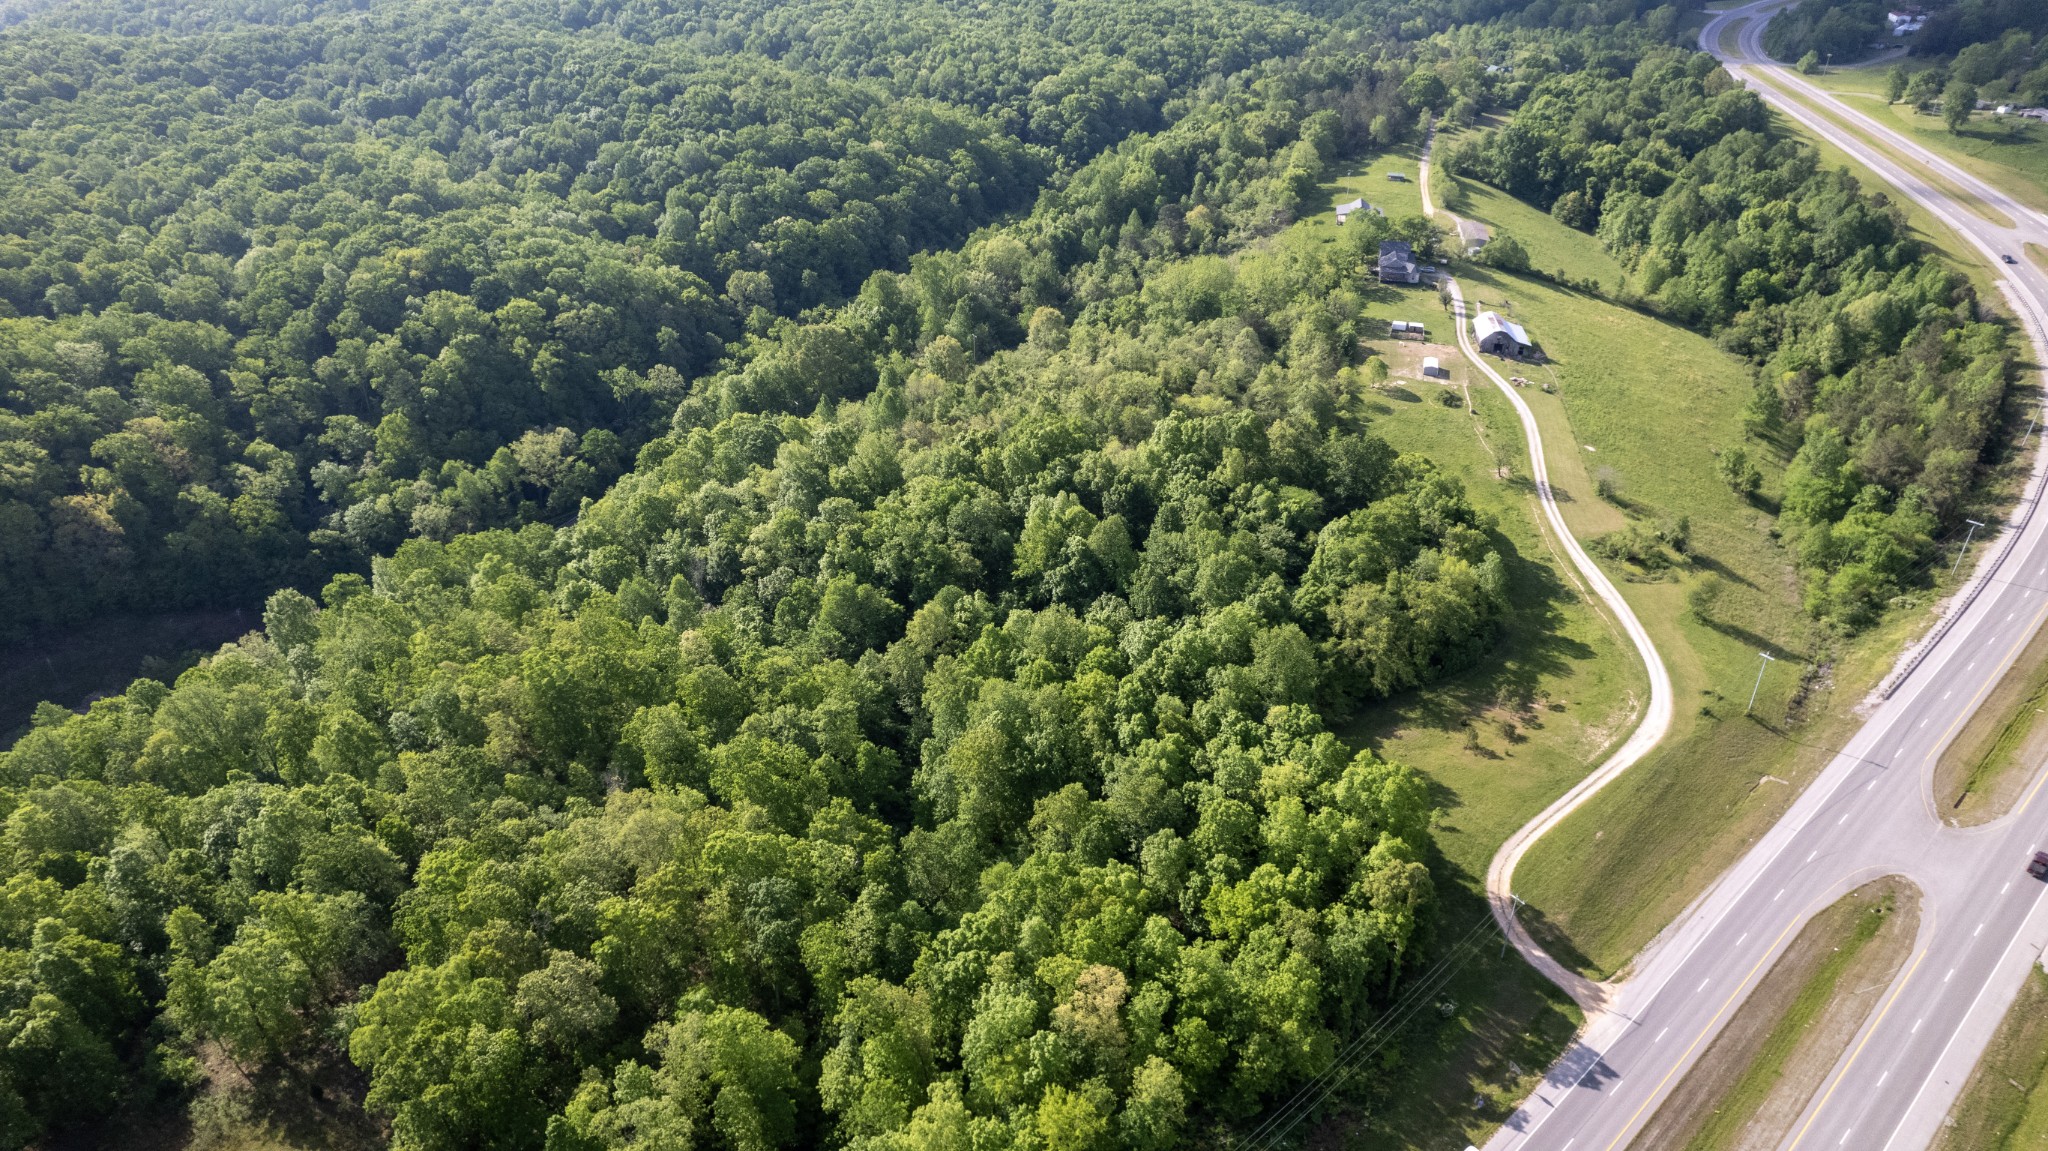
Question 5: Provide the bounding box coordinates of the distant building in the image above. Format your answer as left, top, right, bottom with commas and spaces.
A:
1386, 172, 1410, 182
1473, 310, 1533, 358
1391, 319, 1426, 339
1335, 197, 1380, 224
1886, 8, 1925, 33
1379, 240, 1420, 284
1457, 218, 1491, 256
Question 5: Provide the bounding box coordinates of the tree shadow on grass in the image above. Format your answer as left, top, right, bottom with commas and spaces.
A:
1688, 550, 1759, 590
1695, 613, 1809, 664
1337, 523, 1600, 776
1511, 897, 1606, 983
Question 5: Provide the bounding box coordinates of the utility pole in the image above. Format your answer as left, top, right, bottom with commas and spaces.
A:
1746, 650, 1777, 715
1952, 518, 1987, 578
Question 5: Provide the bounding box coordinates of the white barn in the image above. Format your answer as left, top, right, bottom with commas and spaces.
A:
1473, 310, 1532, 357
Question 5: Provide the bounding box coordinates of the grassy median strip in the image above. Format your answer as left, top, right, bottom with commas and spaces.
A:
1936, 965, 2048, 1151
1627, 878, 1920, 1151
1934, 616, 2048, 825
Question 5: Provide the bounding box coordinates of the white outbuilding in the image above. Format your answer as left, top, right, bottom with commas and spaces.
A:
1473, 310, 1532, 357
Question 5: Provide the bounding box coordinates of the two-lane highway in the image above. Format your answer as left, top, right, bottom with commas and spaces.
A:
1480, 9, 2048, 1149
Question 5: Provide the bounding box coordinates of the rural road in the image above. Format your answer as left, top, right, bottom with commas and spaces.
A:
1472, 7, 2048, 1150
1420, 132, 1676, 1013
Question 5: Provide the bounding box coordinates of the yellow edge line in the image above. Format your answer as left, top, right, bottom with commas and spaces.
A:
1785, 944, 1934, 1149
1598, 886, 1862, 1150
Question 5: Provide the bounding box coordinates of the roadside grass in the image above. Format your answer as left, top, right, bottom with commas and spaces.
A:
1763, 80, 2018, 230
1716, 15, 1749, 57
1937, 966, 2048, 1151
1626, 878, 1920, 1151
1932, 610, 2048, 824
1806, 66, 2048, 217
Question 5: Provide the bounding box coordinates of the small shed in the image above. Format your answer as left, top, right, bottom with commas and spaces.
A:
1421, 356, 1443, 378
1391, 320, 1426, 339
1386, 172, 1409, 182
1457, 218, 1491, 256
1473, 310, 1533, 358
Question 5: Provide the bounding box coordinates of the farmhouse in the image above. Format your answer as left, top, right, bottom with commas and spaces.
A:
1473, 310, 1533, 357
1378, 240, 1420, 284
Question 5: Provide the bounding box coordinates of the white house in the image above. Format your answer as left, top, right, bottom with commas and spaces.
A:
1886, 9, 1926, 34
1473, 310, 1533, 357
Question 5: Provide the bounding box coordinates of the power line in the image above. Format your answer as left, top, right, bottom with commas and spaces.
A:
1237, 910, 1510, 1151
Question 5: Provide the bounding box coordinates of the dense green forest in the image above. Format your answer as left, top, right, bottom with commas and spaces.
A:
0, 23, 1528, 1146
1760, 0, 1889, 65
1441, 47, 2012, 626
0, 0, 2029, 1144
0, 0, 1338, 639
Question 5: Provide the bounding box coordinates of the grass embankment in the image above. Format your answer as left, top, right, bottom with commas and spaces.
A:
1434, 172, 2034, 979
1627, 879, 1920, 1151
1933, 610, 2048, 823
1936, 966, 2048, 1151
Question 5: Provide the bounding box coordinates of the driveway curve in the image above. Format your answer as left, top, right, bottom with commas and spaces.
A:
1418, 134, 1676, 1012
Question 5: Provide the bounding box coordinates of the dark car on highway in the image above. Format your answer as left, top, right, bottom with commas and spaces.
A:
2031, 851, 2048, 879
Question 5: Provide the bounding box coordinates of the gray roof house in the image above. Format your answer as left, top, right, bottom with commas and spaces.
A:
1456, 218, 1491, 256
1378, 240, 1420, 284
1335, 198, 1382, 224
1473, 310, 1532, 357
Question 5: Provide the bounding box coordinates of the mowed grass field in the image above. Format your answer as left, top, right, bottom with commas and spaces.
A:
1340, 368, 1629, 1149
1436, 173, 1943, 977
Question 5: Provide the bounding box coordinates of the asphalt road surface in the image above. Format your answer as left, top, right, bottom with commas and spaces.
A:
1480, 8, 2048, 1149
